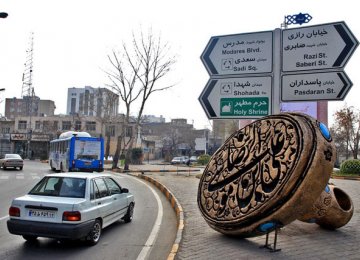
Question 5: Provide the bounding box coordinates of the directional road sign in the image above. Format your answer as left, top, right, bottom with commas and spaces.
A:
201, 31, 273, 76
199, 76, 272, 119
282, 21, 359, 72
281, 71, 352, 101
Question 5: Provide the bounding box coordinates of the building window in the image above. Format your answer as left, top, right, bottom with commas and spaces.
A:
106, 125, 115, 137
75, 121, 82, 131
1, 127, 10, 134
86, 121, 96, 131
125, 126, 132, 137
84, 90, 89, 115
43, 121, 50, 131
18, 120, 27, 130
62, 121, 71, 130
97, 97, 103, 117
70, 98, 76, 115
89, 93, 94, 116
35, 121, 41, 130
79, 93, 84, 114
53, 121, 58, 130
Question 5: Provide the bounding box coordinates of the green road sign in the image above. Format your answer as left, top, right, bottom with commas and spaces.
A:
198, 76, 272, 119
220, 97, 269, 117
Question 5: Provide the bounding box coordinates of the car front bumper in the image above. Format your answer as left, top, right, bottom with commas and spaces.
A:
7, 218, 95, 240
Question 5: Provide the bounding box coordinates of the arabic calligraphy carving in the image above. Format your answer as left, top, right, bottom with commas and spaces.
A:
198, 112, 338, 237
199, 116, 301, 222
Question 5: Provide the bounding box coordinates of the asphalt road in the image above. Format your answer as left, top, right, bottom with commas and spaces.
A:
0, 160, 177, 260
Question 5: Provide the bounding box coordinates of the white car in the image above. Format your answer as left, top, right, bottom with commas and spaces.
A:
171, 156, 190, 165
189, 156, 198, 163
7, 172, 134, 245
0, 153, 24, 170
171, 157, 183, 164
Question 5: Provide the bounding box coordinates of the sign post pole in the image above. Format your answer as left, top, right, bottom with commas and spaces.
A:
273, 28, 281, 114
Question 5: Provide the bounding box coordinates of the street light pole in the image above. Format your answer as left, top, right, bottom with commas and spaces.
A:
0, 12, 8, 18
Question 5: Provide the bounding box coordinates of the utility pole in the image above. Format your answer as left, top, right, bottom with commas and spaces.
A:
21, 32, 36, 159
0, 12, 8, 18
0, 12, 7, 107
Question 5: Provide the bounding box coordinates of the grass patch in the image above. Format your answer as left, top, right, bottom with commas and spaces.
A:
331, 171, 360, 178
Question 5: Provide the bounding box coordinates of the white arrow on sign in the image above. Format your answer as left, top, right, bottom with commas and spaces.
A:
281, 71, 352, 101
282, 21, 359, 72
201, 31, 273, 76
198, 76, 272, 119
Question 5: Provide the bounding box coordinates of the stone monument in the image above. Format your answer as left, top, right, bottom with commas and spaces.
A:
197, 113, 353, 238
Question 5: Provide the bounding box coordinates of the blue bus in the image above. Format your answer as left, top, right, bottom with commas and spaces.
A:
49, 131, 104, 172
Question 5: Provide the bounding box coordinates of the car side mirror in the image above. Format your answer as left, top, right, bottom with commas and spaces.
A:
122, 188, 129, 193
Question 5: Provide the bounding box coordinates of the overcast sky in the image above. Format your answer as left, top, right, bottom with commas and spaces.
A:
0, 0, 359, 129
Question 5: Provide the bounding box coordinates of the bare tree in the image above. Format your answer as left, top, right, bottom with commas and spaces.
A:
105, 29, 176, 168
332, 105, 360, 159
87, 88, 119, 158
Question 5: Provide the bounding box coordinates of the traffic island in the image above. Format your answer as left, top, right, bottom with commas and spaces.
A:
112, 169, 184, 260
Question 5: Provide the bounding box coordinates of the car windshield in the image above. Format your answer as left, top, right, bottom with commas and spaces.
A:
5, 154, 22, 159
29, 177, 86, 198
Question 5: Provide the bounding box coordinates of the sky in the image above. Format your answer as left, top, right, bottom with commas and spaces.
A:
0, 0, 359, 129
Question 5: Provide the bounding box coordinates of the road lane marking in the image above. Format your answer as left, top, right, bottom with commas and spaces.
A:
117, 174, 163, 260
0, 215, 9, 221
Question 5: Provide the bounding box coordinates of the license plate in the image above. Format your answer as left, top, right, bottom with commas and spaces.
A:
28, 209, 55, 218
85, 162, 91, 165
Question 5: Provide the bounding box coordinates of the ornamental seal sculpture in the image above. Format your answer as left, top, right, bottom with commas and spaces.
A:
197, 112, 350, 237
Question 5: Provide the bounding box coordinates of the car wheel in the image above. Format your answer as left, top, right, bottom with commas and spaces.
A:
23, 235, 38, 242
19, 166, 23, 170
86, 219, 102, 245
123, 203, 134, 223
3, 165, 6, 170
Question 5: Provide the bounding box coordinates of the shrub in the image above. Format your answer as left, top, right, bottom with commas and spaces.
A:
340, 159, 360, 175
40, 154, 48, 161
130, 148, 143, 165
197, 154, 211, 165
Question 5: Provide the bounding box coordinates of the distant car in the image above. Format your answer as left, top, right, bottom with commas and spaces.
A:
171, 156, 190, 165
0, 154, 24, 170
190, 156, 198, 163
182, 156, 190, 164
171, 157, 183, 164
182, 156, 190, 165
7, 172, 135, 245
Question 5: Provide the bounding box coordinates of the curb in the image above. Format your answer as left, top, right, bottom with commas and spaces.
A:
137, 174, 184, 260
331, 175, 360, 181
